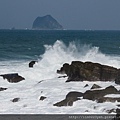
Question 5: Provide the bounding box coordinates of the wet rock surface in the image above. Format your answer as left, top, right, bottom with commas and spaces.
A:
39, 96, 47, 101
0, 87, 7, 91
91, 84, 101, 89
57, 61, 120, 83
54, 86, 120, 107
29, 61, 37, 68
83, 86, 119, 101
53, 91, 83, 107
11, 98, 20, 102
0, 73, 25, 83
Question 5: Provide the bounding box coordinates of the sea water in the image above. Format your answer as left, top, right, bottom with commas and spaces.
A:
0, 30, 120, 113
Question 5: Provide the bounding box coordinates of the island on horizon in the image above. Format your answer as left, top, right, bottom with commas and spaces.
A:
32, 15, 63, 30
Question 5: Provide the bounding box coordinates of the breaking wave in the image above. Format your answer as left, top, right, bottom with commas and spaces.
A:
40, 40, 120, 69
0, 40, 120, 81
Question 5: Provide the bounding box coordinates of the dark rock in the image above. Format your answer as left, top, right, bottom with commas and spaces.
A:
39, 96, 47, 101
106, 109, 116, 113
32, 15, 63, 30
0, 73, 25, 83
115, 109, 120, 120
83, 86, 119, 101
53, 91, 83, 107
97, 97, 120, 103
116, 108, 120, 114
57, 61, 120, 83
57, 63, 70, 75
0, 87, 7, 91
53, 99, 70, 107
29, 61, 37, 68
58, 76, 67, 78
38, 80, 44, 84
11, 98, 20, 102
65, 91, 83, 99
83, 85, 120, 103
115, 71, 120, 84
117, 105, 120, 107
84, 84, 89, 87
91, 84, 101, 89
85, 110, 89, 112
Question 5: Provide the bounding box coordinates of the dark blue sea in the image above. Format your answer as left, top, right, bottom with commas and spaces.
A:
0, 30, 120, 72
0, 30, 120, 61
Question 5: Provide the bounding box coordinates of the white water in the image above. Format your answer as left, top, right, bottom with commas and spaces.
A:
0, 40, 119, 114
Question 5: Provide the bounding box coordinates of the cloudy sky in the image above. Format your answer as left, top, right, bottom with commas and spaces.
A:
0, 0, 120, 30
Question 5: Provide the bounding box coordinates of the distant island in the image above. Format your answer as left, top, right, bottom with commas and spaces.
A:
32, 15, 63, 30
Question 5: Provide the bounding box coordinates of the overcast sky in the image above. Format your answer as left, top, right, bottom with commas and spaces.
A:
0, 0, 120, 30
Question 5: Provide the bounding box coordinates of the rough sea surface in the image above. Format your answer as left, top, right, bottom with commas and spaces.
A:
0, 30, 120, 114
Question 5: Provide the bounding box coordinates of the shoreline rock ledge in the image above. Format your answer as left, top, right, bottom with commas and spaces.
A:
57, 61, 120, 84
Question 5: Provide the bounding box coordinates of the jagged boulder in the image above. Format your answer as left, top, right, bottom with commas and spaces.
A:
54, 86, 120, 107
83, 86, 119, 101
39, 96, 47, 101
53, 91, 83, 107
0, 73, 25, 83
57, 61, 120, 83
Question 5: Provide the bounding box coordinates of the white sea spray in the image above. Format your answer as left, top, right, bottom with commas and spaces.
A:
0, 40, 119, 114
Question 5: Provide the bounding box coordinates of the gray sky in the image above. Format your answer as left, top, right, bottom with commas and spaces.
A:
0, 0, 120, 30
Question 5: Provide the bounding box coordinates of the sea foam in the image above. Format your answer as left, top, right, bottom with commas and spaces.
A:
0, 40, 119, 114
0, 40, 120, 82
1, 40, 120, 80
39, 40, 120, 69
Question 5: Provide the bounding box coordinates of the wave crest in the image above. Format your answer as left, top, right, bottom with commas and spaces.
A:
39, 40, 120, 69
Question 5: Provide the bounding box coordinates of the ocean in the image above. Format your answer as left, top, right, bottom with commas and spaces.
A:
0, 30, 120, 61
0, 30, 120, 114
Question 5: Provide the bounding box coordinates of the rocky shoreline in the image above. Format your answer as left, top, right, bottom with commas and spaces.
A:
0, 60, 120, 115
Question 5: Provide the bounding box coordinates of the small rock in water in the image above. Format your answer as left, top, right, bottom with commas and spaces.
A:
39, 96, 47, 101
0, 73, 25, 83
0, 87, 7, 91
29, 61, 37, 68
11, 98, 20, 102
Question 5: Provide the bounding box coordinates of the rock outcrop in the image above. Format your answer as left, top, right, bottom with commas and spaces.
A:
83, 86, 119, 101
57, 61, 120, 83
53, 91, 83, 107
32, 15, 63, 30
0, 73, 25, 83
54, 86, 120, 107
